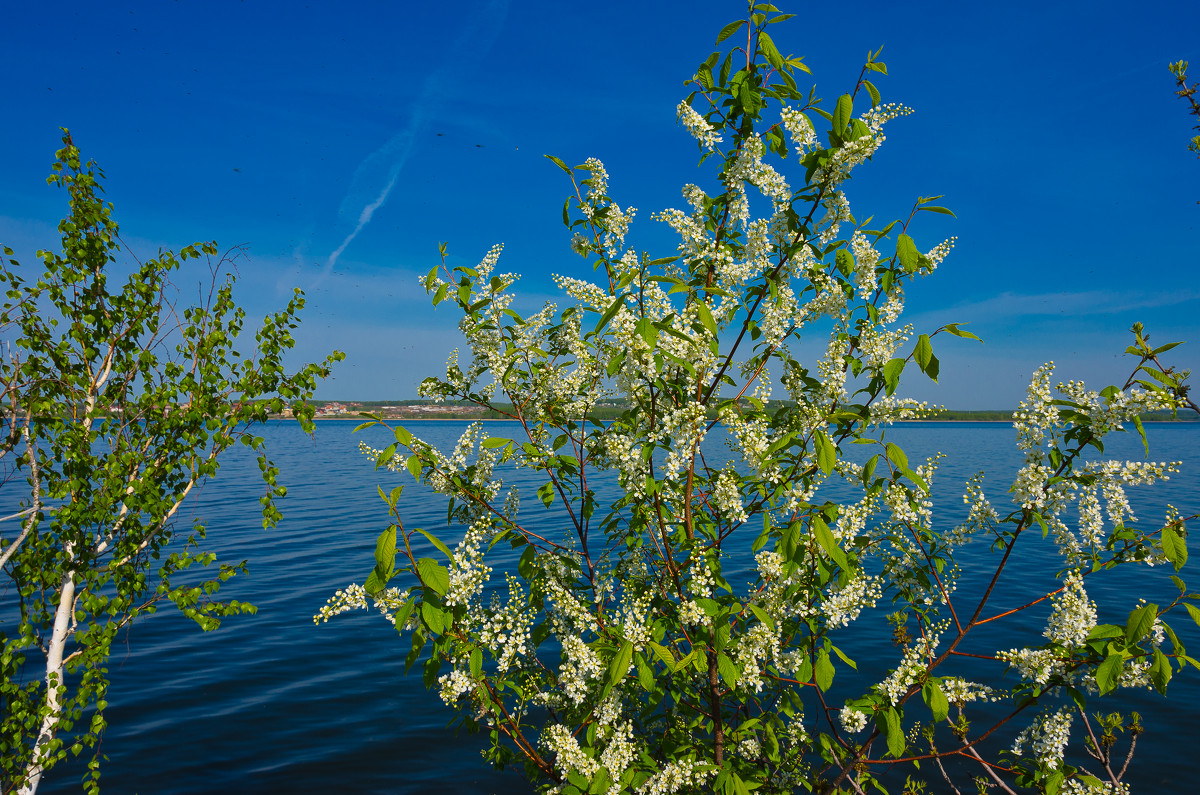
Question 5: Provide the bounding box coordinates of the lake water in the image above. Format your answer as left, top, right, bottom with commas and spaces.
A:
14, 420, 1200, 793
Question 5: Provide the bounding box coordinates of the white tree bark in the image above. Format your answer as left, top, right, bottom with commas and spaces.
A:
20, 569, 76, 795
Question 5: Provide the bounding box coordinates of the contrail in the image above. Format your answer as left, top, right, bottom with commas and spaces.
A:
310, 0, 509, 288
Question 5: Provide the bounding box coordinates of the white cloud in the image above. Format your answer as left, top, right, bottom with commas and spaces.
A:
907, 288, 1200, 327
308, 0, 510, 290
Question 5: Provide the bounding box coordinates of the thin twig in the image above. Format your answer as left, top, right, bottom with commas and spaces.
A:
0, 423, 40, 569
960, 743, 1019, 795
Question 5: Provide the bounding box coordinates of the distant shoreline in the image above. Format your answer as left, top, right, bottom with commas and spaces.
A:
296, 415, 1197, 424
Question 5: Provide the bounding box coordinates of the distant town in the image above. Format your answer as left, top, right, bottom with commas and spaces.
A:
299, 400, 509, 420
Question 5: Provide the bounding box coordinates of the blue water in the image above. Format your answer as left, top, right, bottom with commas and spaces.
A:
11, 420, 1200, 793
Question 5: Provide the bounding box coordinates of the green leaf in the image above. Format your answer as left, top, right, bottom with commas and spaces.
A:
903, 466, 929, 493
916, 205, 956, 217
831, 644, 857, 670
1096, 652, 1124, 695
363, 569, 387, 596
885, 442, 909, 471
544, 154, 571, 174
481, 436, 510, 449
1087, 624, 1124, 641
417, 557, 450, 596
814, 648, 834, 690
375, 442, 397, 470
406, 455, 422, 480
1162, 525, 1188, 572
588, 770, 613, 795
767, 431, 796, 457
420, 600, 448, 635
374, 526, 397, 571
635, 652, 655, 691
715, 19, 745, 45
648, 641, 675, 668
863, 79, 881, 108
538, 481, 555, 508
832, 94, 853, 135
1151, 341, 1183, 355
757, 30, 785, 71
517, 544, 537, 580
605, 640, 634, 697
1125, 602, 1158, 644
815, 429, 837, 475
923, 679, 949, 723
606, 350, 625, 377
674, 650, 699, 674
813, 516, 848, 571
594, 294, 627, 334
896, 233, 919, 272
863, 453, 880, 484
416, 528, 453, 560
835, 248, 854, 277
1151, 646, 1173, 694
636, 317, 659, 348
1186, 603, 1200, 627
393, 598, 415, 632
470, 648, 483, 678
942, 323, 981, 342
923, 354, 939, 382
717, 652, 741, 690
913, 334, 934, 377
696, 300, 719, 339
748, 603, 776, 629
882, 357, 905, 396
883, 706, 905, 757
1132, 414, 1149, 456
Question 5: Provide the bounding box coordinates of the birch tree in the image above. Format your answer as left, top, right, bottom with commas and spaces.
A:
0, 131, 342, 794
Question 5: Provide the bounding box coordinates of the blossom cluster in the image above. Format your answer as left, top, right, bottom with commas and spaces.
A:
878, 624, 945, 705
1012, 707, 1073, 770
839, 707, 869, 734
1043, 571, 1097, 649
823, 573, 882, 629
312, 583, 408, 627
677, 101, 722, 149
635, 758, 713, 795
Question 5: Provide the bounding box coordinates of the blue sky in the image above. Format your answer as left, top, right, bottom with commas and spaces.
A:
2, 1, 1198, 408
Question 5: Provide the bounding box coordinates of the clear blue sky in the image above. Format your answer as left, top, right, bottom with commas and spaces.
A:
3, 1, 1198, 408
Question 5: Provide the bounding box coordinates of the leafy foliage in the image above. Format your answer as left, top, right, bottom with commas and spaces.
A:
0, 132, 342, 793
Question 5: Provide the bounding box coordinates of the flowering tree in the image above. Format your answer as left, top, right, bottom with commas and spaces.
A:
319, 7, 1198, 794
0, 133, 342, 794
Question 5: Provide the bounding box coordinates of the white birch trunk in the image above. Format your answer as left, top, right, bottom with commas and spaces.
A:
20, 570, 76, 795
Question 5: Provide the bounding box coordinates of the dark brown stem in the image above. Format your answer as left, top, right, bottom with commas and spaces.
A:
707, 649, 725, 767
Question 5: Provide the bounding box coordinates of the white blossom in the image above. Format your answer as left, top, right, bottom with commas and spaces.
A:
1012, 707, 1073, 770
839, 707, 869, 734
